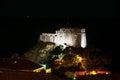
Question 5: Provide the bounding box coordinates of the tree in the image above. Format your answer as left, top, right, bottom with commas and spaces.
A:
79, 45, 111, 71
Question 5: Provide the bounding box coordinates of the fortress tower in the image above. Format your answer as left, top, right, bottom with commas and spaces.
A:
40, 28, 87, 48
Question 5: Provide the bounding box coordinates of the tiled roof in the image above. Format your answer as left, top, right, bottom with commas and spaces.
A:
0, 58, 42, 70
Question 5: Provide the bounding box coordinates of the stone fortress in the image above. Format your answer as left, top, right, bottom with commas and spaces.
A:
40, 28, 87, 48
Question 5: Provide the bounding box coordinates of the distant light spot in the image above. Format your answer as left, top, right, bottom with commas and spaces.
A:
26, 16, 30, 18
14, 61, 17, 63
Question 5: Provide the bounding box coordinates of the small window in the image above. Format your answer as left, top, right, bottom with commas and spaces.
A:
55, 35, 57, 37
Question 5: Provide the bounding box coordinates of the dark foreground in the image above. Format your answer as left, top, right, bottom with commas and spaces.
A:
0, 70, 120, 80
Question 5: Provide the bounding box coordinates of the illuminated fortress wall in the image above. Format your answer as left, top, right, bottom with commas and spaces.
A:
40, 28, 87, 48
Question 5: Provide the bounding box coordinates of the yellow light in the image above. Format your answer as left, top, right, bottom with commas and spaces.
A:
105, 71, 111, 75
106, 72, 109, 74
45, 68, 51, 73
90, 70, 97, 75
76, 55, 82, 62
33, 67, 45, 72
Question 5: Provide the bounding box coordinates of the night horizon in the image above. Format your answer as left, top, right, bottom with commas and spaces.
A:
0, 0, 120, 79
0, 17, 119, 73
0, 17, 118, 54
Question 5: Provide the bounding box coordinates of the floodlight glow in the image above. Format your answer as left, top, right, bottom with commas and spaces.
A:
41, 64, 46, 68
90, 70, 97, 75
40, 28, 87, 48
81, 29, 87, 48
45, 68, 51, 73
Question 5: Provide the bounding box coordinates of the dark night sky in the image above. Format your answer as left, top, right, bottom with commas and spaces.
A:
0, 0, 119, 72
0, 0, 118, 17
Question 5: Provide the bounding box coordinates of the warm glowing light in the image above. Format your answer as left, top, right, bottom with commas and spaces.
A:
74, 70, 110, 76
33, 67, 45, 72
45, 68, 51, 73
74, 71, 86, 76
90, 70, 97, 75
97, 71, 111, 75
76, 55, 82, 62
105, 71, 111, 74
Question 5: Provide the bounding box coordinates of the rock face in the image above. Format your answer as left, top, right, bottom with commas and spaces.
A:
21, 42, 56, 64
